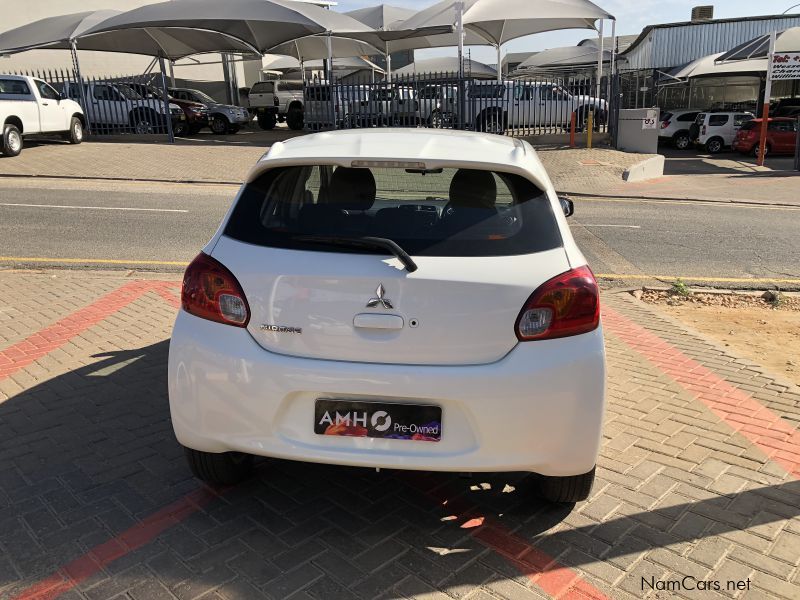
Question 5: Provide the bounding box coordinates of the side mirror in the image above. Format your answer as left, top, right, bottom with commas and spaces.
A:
59, 91, 67, 101
559, 195, 574, 218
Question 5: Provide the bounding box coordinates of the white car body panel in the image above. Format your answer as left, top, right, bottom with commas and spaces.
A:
1, 74, 82, 136
170, 129, 604, 477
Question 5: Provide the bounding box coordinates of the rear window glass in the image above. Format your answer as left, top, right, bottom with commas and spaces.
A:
280, 81, 304, 91
224, 166, 562, 257
677, 112, 698, 122
251, 82, 273, 93
708, 115, 729, 126
0, 79, 31, 95
739, 120, 757, 131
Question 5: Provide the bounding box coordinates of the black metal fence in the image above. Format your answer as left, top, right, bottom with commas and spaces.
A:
6, 68, 179, 136
301, 71, 608, 137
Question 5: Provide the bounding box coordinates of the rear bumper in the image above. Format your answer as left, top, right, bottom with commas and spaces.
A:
168, 311, 606, 476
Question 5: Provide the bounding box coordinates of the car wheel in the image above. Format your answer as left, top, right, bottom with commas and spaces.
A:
63, 117, 84, 144
705, 138, 724, 154
173, 120, 189, 137
210, 115, 230, 135
429, 110, 444, 128
131, 110, 157, 135
479, 111, 504, 134
2, 124, 23, 157
538, 466, 595, 503
258, 112, 277, 130
673, 132, 690, 150
228, 125, 241, 134
183, 447, 254, 485
286, 108, 304, 131
754, 144, 769, 158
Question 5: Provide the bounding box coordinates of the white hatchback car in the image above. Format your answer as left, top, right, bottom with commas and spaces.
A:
168, 129, 606, 503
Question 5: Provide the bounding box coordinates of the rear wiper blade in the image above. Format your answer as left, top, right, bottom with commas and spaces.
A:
293, 235, 418, 273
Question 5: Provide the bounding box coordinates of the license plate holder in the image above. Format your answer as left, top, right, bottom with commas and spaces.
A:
314, 399, 442, 442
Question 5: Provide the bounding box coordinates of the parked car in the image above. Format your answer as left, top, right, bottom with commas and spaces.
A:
126, 82, 210, 136
690, 111, 754, 154
659, 108, 702, 150
303, 83, 345, 130
248, 79, 304, 130
1, 74, 85, 157
168, 87, 250, 134
773, 98, 800, 118
418, 84, 458, 128
168, 128, 605, 504
733, 118, 799, 157
61, 81, 183, 135
466, 81, 607, 134
364, 85, 420, 126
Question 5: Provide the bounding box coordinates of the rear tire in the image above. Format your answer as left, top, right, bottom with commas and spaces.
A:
2, 124, 22, 157
538, 467, 595, 503
286, 107, 304, 131
258, 112, 277, 130
705, 137, 724, 154
673, 131, 690, 150
173, 120, 189, 137
184, 447, 254, 485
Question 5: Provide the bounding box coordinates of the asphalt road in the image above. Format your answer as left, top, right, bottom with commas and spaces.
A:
1, 177, 799, 287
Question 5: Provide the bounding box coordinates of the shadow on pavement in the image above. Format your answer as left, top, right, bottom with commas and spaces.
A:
1, 341, 798, 598
660, 145, 797, 176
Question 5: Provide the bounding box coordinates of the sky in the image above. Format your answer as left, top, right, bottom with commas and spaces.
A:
335, 0, 800, 63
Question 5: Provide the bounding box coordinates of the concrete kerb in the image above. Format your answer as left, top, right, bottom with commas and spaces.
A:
622, 154, 665, 182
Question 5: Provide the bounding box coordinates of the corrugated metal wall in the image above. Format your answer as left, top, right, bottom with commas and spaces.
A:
622, 16, 800, 70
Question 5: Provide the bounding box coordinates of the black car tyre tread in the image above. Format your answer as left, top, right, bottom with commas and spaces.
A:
211, 115, 230, 135
258, 112, 277, 130
538, 466, 595, 503
287, 107, 304, 130
673, 131, 690, 150
705, 137, 724, 154
184, 447, 253, 485
2, 124, 23, 157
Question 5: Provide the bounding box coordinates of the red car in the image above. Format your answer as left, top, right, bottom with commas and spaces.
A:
733, 117, 799, 157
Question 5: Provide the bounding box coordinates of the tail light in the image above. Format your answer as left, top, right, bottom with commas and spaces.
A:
515, 266, 600, 341
702, 125, 707, 135
661, 120, 670, 129
181, 253, 250, 327
273, 96, 280, 106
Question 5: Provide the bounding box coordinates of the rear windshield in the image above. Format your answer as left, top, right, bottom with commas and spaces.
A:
739, 120, 757, 131
224, 166, 562, 257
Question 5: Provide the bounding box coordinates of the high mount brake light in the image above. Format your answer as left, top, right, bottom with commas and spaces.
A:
182, 253, 250, 327
515, 266, 600, 341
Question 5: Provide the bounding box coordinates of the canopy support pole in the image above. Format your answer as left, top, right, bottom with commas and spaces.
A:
609, 20, 616, 99
456, 1, 465, 129
326, 31, 333, 82
386, 43, 392, 81
168, 60, 176, 87
69, 39, 90, 134
158, 56, 175, 144
496, 44, 502, 82
757, 31, 777, 167
596, 20, 604, 102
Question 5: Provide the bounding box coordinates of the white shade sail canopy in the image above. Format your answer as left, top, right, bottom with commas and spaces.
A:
345, 3, 487, 52
263, 54, 384, 74
398, 0, 614, 47
672, 52, 768, 79
515, 44, 611, 71
269, 35, 381, 61
0, 9, 257, 59
717, 27, 800, 62
394, 57, 497, 79
80, 0, 375, 55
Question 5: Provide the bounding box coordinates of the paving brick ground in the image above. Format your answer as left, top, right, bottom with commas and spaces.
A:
0, 270, 798, 600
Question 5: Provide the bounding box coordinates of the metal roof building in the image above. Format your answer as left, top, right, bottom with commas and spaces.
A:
619, 13, 800, 71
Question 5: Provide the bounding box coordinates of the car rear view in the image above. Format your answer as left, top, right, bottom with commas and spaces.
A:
168, 130, 606, 503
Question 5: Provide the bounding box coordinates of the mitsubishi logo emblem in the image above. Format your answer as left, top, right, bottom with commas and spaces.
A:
366, 283, 393, 309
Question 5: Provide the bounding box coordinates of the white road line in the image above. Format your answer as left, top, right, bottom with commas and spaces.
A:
0, 203, 188, 213
581, 224, 642, 229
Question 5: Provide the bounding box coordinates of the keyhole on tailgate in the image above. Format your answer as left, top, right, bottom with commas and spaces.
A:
409, 319, 419, 328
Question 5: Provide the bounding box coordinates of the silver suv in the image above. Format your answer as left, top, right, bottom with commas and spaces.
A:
690, 111, 754, 154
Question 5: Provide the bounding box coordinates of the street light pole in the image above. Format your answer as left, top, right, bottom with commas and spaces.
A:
757, 31, 777, 167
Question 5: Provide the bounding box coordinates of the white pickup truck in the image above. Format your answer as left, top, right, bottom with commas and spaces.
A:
1, 74, 85, 157
248, 80, 305, 130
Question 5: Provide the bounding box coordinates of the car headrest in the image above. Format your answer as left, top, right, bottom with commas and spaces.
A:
326, 167, 376, 211
449, 169, 497, 209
